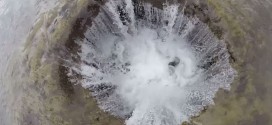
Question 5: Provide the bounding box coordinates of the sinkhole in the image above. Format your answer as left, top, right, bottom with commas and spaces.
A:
65, 0, 236, 125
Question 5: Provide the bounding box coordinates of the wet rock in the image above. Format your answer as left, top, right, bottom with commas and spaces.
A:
168, 57, 180, 67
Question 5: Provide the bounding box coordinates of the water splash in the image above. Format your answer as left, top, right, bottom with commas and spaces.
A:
68, 0, 236, 124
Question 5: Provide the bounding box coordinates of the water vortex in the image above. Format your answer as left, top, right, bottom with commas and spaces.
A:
67, 0, 236, 124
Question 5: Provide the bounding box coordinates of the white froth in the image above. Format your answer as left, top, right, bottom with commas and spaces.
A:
68, 0, 236, 125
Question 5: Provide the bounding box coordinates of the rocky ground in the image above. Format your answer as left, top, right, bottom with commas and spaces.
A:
192, 0, 272, 125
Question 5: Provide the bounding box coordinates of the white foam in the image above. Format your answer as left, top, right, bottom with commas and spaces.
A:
70, 0, 236, 124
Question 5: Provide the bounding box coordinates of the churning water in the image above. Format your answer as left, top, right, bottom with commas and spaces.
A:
0, 0, 236, 124
66, 0, 236, 124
